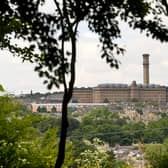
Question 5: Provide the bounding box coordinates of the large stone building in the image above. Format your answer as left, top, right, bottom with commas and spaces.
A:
73, 54, 168, 103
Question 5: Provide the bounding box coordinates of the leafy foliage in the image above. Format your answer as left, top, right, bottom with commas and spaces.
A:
72, 108, 143, 146
0, 84, 4, 92
75, 138, 129, 168
145, 140, 168, 168
0, 96, 74, 168
71, 108, 168, 146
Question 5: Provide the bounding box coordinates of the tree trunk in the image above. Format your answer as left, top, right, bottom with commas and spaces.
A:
55, 13, 76, 166
55, 91, 69, 168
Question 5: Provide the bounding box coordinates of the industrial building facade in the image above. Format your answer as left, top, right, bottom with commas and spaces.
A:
73, 54, 168, 103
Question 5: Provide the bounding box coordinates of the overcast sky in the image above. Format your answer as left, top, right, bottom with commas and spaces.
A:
0, 2, 168, 94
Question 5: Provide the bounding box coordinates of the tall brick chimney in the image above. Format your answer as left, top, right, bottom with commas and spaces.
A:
143, 54, 150, 85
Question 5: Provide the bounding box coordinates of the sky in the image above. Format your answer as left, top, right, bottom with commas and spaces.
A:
0, 2, 168, 95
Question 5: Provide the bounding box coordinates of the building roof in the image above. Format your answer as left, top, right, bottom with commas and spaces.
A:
97, 82, 165, 88
97, 83, 128, 88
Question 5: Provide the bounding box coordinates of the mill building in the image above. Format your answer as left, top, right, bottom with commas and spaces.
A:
72, 54, 168, 103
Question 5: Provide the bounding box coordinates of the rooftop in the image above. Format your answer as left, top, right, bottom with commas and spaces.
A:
97, 82, 165, 88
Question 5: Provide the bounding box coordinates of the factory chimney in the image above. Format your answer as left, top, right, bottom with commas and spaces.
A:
143, 54, 150, 85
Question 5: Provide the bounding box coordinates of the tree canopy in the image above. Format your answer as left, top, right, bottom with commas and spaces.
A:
1, 1, 168, 86
0, 95, 74, 168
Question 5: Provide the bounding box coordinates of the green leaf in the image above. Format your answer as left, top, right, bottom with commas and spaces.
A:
0, 84, 4, 91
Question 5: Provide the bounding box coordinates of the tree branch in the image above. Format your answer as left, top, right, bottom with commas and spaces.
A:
62, 0, 76, 98
161, 0, 168, 15
54, 0, 67, 90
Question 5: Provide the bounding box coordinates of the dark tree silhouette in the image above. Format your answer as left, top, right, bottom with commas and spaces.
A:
37, 106, 47, 113
51, 106, 57, 113
1, 0, 168, 167
36, 106, 41, 113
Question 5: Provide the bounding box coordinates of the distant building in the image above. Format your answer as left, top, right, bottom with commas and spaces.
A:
31, 103, 108, 113
72, 87, 93, 103
31, 103, 62, 113
46, 92, 63, 102
72, 54, 168, 103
